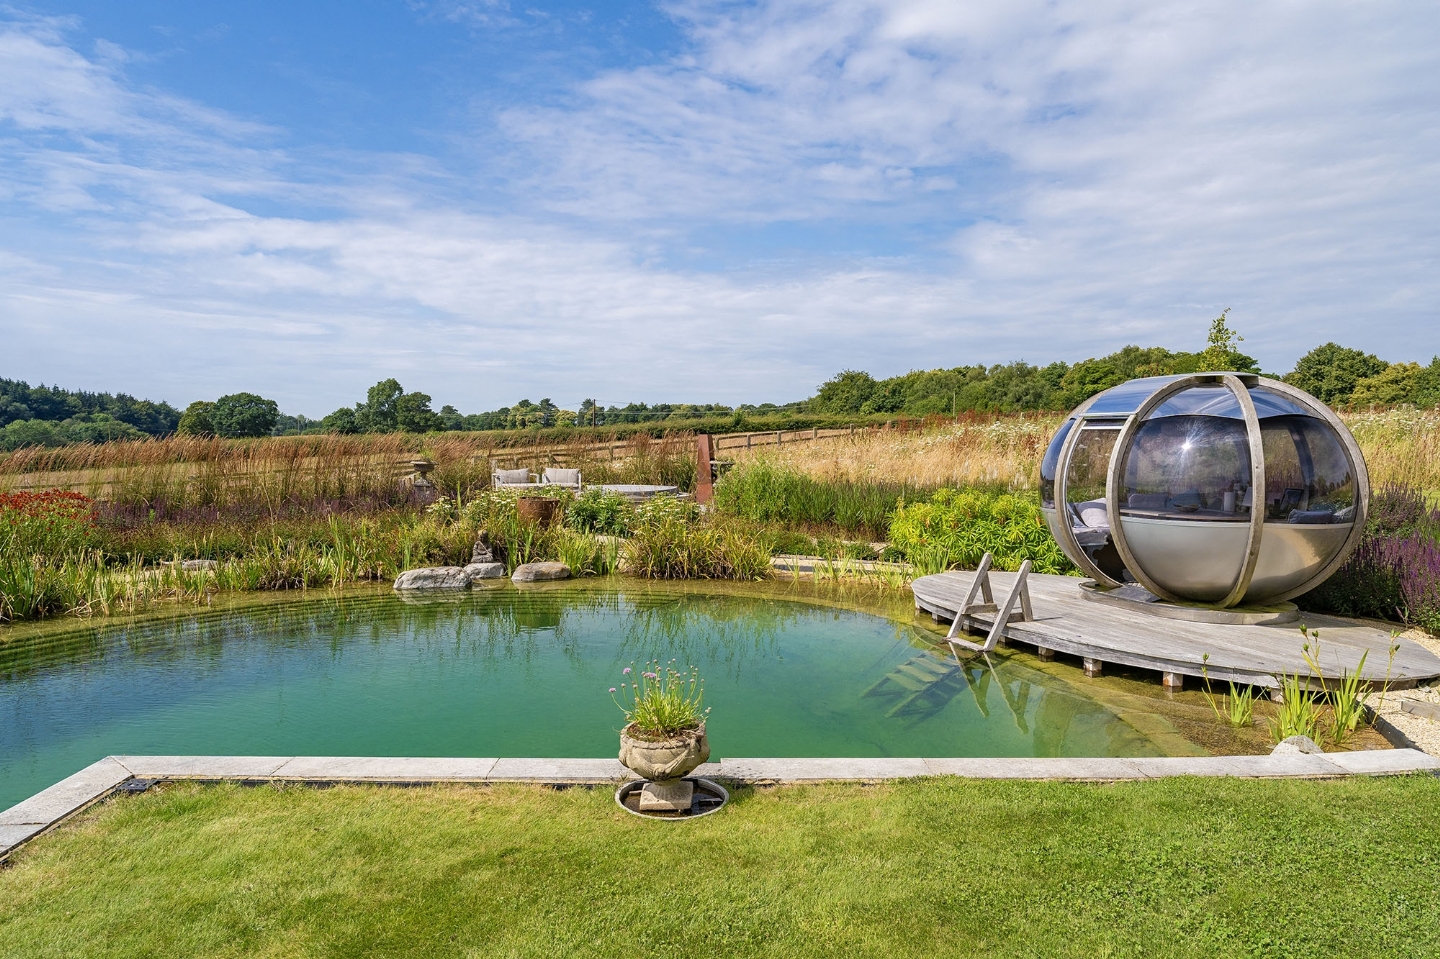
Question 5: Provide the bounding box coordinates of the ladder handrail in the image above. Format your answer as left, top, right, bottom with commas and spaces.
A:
947, 555, 1033, 655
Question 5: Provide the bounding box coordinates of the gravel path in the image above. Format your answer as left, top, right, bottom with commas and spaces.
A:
1369, 627, 1440, 757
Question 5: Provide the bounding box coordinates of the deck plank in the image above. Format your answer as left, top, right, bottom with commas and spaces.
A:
912, 572, 1440, 688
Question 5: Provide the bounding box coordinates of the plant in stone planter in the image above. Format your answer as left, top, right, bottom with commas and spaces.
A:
612, 660, 710, 781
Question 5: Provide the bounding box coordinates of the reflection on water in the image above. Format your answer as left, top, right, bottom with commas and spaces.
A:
1, 581, 1179, 809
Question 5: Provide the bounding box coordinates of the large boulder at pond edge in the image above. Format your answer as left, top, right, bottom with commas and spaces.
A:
511, 562, 571, 583
464, 562, 506, 581
393, 567, 471, 590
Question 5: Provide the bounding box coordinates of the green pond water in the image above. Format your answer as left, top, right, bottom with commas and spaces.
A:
0, 580, 1198, 809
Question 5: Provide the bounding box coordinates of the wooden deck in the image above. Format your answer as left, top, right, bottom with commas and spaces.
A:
912, 571, 1440, 690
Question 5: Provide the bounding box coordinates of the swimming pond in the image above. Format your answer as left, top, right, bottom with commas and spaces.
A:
0, 581, 1231, 808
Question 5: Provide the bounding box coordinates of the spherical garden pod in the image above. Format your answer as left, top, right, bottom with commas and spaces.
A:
1040, 373, 1368, 609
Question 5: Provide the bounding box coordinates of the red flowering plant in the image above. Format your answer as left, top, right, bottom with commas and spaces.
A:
0, 490, 97, 560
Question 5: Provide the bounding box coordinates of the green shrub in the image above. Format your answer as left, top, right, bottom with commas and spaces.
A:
887, 487, 1073, 574
565, 488, 634, 536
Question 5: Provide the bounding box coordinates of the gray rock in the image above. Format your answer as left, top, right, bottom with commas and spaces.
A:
179, 559, 218, 571
511, 562, 571, 583
1271, 735, 1324, 756
464, 562, 506, 581
393, 567, 471, 590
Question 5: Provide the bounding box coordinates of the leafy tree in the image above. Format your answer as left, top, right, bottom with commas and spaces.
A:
859, 379, 906, 414
271, 413, 320, 436
177, 401, 216, 436
0, 377, 178, 435
1350, 363, 1422, 408
512, 394, 544, 426
349, 379, 442, 433
322, 407, 360, 434
1412, 357, 1440, 408
438, 404, 464, 431
1192, 313, 1261, 374
811, 370, 878, 413
211, 393, 280, 438
466, 408, 510, 430
1285, 343, 1388, 405
0, 414, 146, 451
578, 398, 602, 427
395, 390, 443, 433
356, 379, 404, 432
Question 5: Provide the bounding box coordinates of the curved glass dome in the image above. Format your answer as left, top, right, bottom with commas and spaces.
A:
1040, 374, 1368, 607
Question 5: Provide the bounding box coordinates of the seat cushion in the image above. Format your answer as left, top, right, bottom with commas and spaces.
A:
495, 468, 532, 484
543, 468, 581, 485
1287, 509, 1336, 524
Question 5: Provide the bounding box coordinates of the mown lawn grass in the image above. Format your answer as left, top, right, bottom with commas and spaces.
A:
2, 776, 1438, 958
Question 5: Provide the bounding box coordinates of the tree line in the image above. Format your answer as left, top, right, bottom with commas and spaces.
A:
5, 315, 1438, 449
807, 317, 1440, 415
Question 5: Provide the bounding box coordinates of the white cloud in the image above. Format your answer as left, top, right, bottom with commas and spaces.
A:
1, 3, 1438, 415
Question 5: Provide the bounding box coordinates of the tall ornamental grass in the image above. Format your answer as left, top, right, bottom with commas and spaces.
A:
1342, 407, 1440, 498
713, 460, 928, 540
0, 431, 695, 515
622, 496, 770, 580
887, 488, 1073, 575
726, 413, 1061, 491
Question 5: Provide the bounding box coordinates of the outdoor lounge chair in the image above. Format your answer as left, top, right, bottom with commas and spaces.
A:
493, 467, 537, 488
541, 467, 582, 491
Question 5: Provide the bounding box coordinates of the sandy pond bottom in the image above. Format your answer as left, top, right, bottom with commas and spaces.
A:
0, 579, 1383, 809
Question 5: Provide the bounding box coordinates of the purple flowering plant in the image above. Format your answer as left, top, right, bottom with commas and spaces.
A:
611, 658, 709, 739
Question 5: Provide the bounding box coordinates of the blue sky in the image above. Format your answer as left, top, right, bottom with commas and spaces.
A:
1, 1, 1437, 416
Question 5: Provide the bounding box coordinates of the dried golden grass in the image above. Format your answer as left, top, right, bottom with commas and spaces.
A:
736, 408, 1440, 497
0, 431, 696, 509
728, 413, 1064, 490
1340, 408, 1440, 496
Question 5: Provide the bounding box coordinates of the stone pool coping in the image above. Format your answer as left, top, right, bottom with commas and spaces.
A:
3, 751, 1437, 860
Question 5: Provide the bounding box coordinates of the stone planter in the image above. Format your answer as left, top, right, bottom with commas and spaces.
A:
516, 496, 562, 526
618, 723, 709, 781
